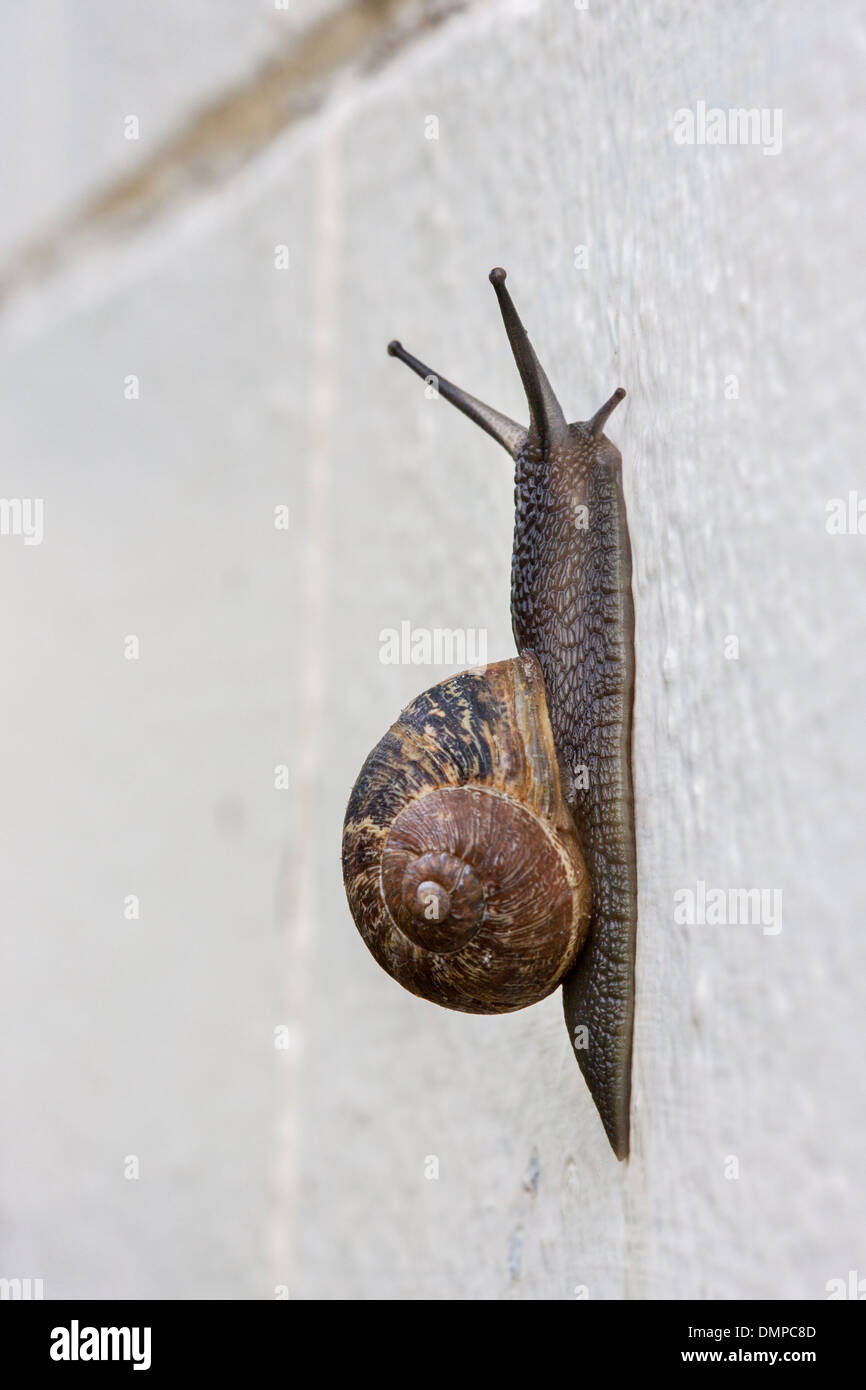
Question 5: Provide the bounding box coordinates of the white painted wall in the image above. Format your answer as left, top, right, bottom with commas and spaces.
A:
0, 1, 296, 261
0, 0, 863, 1300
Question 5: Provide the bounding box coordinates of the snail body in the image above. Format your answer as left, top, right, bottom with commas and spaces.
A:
342, 270, 637, 1158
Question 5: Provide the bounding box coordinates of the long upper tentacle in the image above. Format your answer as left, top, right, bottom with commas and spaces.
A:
387, 340, 526, 458
488, 268, 567, 446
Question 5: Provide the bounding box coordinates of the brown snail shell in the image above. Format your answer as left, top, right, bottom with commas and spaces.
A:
342, 653, 591, 1013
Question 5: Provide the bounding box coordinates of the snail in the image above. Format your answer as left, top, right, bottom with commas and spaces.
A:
342, 269, 637, 1159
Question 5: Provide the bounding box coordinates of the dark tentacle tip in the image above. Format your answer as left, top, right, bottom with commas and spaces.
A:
588, 384, 628, 438
489, 267, 507, 287
387, 340, 402, 356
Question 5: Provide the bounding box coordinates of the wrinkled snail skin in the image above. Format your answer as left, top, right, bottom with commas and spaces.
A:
509, 373, 637, 1163
345, 268, 636, 1158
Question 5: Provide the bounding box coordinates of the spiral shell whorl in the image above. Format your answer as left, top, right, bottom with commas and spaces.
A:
342, 654, 591, 1013
394, 847, 483, 953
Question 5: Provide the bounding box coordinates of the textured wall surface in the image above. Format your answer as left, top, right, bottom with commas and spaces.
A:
0, 0, 863, 1300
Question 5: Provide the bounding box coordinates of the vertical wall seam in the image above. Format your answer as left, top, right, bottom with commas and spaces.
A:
268, 95, 346, 1296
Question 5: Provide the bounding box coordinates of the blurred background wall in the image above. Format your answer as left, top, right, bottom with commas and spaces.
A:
0, 0, 863, 1300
